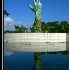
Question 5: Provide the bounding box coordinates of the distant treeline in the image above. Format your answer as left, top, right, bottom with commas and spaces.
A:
4, 21, 69, 33
4, 25, 28, 33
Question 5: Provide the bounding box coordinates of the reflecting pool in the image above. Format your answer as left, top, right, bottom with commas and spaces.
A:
4, 49, 69, 70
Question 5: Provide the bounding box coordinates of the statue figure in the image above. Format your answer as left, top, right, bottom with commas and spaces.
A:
28, 0, 42, 18
28, 0, 42, 33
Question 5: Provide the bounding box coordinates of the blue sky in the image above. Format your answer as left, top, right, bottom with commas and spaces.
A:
4, 0, 69, 30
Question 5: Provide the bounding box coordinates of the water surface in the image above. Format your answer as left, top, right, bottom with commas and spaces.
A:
4, 49, 69, 70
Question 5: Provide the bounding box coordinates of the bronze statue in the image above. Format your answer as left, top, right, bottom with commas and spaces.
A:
28, 0, 42, 18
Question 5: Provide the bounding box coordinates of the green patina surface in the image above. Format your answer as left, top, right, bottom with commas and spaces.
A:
28, 0, 42, 32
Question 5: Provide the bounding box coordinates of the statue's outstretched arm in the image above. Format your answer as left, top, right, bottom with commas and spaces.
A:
28, 5, 35, 12
28, 5, 33, 10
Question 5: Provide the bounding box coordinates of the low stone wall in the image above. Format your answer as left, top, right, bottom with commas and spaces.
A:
4, 33, 66, 42
4, 33, 68, 52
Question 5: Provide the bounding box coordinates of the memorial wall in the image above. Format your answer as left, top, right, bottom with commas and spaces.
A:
4, 33, 66, 42
4, 33, 68, 52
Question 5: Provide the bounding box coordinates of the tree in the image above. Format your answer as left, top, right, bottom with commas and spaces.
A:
46, 21, 60, 33
40, 22, 50, 33
41, 22, 46, 32
30, 27, 35, 33
14, 25, 28, 33
4, 10, 10, 16
60, 21, 69, 33
30, 21, 60, 33
21, 25, 28, 33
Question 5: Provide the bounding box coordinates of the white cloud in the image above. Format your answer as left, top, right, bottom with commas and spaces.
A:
4, 17, 13, 27
4, 17, 26, 31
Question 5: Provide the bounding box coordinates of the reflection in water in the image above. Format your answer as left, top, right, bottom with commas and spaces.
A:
4, 42, 68, 52
4, 49, 69, 70
33, 52, 42, 70
4, 49, 14, 56
66, 42, 69, 51
33, 51, 69, 70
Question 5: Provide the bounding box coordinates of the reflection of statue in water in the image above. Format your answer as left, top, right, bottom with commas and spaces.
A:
33, 52, 42, 70
28, 0, 42, 32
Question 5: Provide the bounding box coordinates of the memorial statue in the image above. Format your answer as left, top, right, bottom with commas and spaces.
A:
28, 0, 42, 32
28, 0, 42, 18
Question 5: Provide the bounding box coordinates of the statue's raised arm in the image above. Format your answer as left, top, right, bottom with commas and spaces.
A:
28, 0, 42, 18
